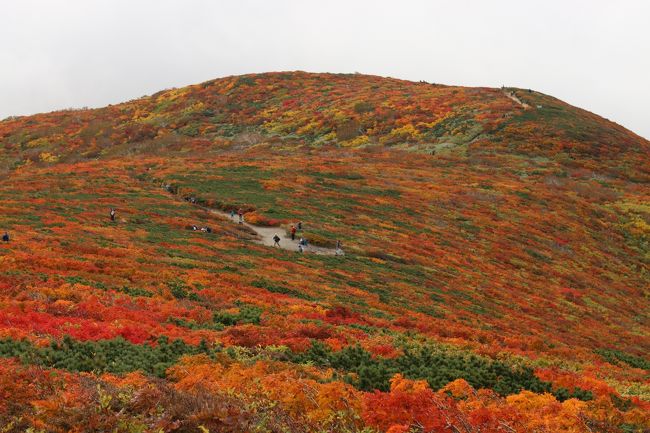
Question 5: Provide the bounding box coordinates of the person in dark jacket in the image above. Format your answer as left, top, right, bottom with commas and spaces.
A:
2, 232, 9, 242
110, 208, 116, 221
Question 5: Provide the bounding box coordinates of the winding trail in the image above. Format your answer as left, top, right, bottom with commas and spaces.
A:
159, 182, 341, 255
209, 209, 340, 255
503, 89, 531, 109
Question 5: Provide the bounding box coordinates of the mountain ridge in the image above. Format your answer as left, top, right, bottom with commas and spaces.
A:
1, 72, 648, 180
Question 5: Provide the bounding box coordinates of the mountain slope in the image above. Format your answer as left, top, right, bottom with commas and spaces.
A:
2, 72, 648, 178
0, 72, 648, 432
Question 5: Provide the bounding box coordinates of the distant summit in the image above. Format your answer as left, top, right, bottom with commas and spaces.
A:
1, 72, 648, 181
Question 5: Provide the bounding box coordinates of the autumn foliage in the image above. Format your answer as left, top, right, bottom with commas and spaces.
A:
0, 72, 648, 432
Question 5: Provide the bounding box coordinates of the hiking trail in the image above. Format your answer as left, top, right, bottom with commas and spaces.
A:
503, 89, 531, 109
158, 184, 341, 255
210, 209, 339, 255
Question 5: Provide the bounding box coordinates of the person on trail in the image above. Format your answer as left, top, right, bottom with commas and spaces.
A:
110, 208, 116, 222
238, 208, 243, 224
2, 232, 9, 242
230, 210, 235, 219
290, 225, 297, 241
206, 226, 212, 233
192, 225, 198, 231
273, 233, 281, 248
335, 240, 344, 256
297, 221, 303, 230
298, 243, 304, 253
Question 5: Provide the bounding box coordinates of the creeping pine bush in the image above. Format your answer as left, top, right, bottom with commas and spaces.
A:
213, 304, 263, 326
0, 336, 214, 378
294, 341, 594, 401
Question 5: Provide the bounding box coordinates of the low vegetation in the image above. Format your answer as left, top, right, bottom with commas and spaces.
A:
0, 72, 648, 432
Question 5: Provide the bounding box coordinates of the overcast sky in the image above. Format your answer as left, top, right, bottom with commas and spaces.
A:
2, 0, 649, 139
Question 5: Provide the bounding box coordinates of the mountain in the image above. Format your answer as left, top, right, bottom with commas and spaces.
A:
0, 72, 648, 432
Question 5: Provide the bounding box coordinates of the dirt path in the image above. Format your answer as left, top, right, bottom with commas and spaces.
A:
503, 89, 531, 109
210, 209, 340, 255
158, 183, 342, 255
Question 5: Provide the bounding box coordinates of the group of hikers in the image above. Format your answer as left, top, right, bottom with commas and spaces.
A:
272, 229, 310, 252
228, 210, 343, 255
290, 222, 303, 240
273, 230, 309, 252
280, 222, 308, 252
113, 185, 346, 255
229, 209, 244, 224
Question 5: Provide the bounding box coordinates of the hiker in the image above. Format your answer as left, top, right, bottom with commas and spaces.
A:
205, 226, 212, 233
238, 208, 243, 224
298, 243, 304, 253
192, 225, 198, 231
297, 221, 303, 230
2, 232, 9, 242
335, 240, 344, 256
230, 209, 235, 219
110, 208, 116, 222
273, 233, 281, 248
290, 225, 296, 241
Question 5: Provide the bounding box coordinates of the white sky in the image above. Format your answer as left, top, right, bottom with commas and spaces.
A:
1, 0, 649, 139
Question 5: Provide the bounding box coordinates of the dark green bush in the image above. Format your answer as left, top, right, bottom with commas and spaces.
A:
213, 304, 263, 326
595, 348, 650, 371
167, 279, 189, 299
294, 341, 593, 401
0, 336, 213, 378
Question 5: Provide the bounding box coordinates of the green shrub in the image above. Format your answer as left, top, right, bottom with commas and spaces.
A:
213, 304, 263, 326
0, 336, 214, 378
167, 279, 189, 299
251, 278, 313, 300
294, 341, 593, 401
595, 348, 650, 371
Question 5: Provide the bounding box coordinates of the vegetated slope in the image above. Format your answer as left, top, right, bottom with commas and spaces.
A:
1, 72, 648, 178
0, 72, 648, 432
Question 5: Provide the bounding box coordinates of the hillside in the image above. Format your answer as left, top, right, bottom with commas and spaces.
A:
0, 72, 648, 432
